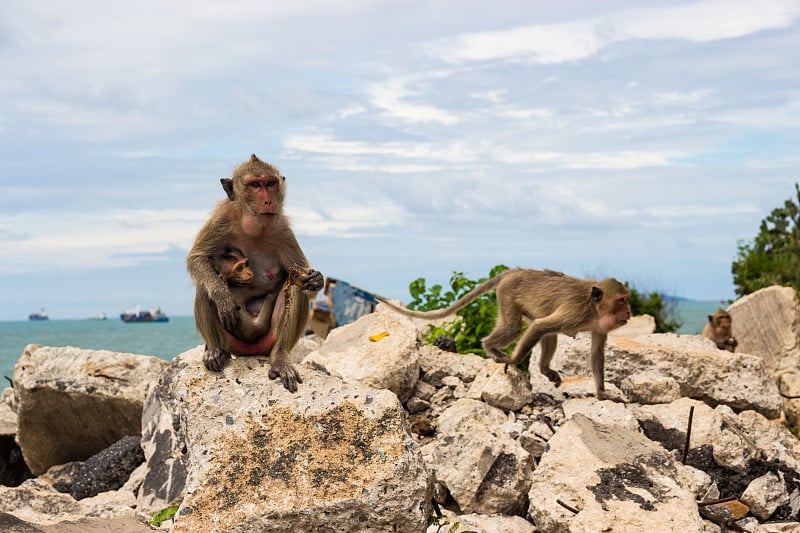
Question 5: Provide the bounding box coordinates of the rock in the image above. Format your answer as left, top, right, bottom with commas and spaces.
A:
633, 398, 755, 473
543, 334, 781, 417
562, 398, 641, 431
728, 286, 800, 374
620, 371, 681, 404
288, 335, 324, 364
304, 311, 419, 403
610, 314, 656, 337
140, 346, 431, 532
742, 471, 789, 520
465, 363, 534, 411
779, 372, 800, 428
0, 512, 152, 532
69, 436, 143, 500
13, 345, 167, 475
0, 479, 83, 524
418, 346, 489, 387
426, 510, 536, 532
756, 520, 800, 533
422, 399, 532, 515
528, 414, 705, 532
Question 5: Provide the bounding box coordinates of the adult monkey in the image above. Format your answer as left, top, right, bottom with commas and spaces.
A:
376, 269, 631, 399
702, 307, 737, 352
187, 155, 323, 391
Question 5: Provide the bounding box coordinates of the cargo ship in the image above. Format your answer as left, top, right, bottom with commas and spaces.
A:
120, 305, 169, 323
28, 308, 49, 321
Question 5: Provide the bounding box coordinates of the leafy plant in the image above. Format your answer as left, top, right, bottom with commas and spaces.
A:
408, 265, 510, 357
732, 183, 800, 297
149, 505, 179, 527
427, 513, 478, 533
625, 285, 681, 333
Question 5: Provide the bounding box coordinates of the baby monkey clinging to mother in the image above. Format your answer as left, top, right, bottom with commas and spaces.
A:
377, 269, 631, 399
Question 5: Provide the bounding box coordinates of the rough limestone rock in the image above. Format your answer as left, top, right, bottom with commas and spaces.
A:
13, 345, 168, 475
543, 334, 781, 418
418, 345, 490, 388
562, 398, 641, 431
421, 399, 532, 515
465, 363, 534, 412
780, 372, 800, 428
728, 286, 800, 374
633, 398, 756, 473
610, 314, 656, 337
304, 311, 419, 403
528, 414, 705, 532
620, 371, 682, 404
426, 510, 536, 533
742, 471, 789, 521
140, 346, 431, 533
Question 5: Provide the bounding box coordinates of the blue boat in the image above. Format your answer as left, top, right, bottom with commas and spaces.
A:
120, 305, 169, 323
29, 308, 49, 321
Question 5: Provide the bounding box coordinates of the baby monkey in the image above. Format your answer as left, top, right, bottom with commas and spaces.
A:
377, 269, 631, 399
213, 246, 312, 343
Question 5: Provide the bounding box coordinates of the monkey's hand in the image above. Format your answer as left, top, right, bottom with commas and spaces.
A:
268, 360, 303, 392
214, 293, 241, 332
203, 346, 232, 372
288, 263, 324, 292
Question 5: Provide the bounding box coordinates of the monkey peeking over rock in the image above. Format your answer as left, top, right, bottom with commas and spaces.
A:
703, 307, 737, 352
377, 269, 631, 400
187, 155, 323, 392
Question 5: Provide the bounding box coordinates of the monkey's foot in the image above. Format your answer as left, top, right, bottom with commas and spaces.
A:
268, 361, 303, 393
542, 369, 562, 388
204, 346, 232, 372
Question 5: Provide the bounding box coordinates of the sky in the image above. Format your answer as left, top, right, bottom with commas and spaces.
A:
1, 0, 800, 321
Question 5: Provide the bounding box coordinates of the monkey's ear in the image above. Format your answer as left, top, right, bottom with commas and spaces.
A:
220, 178, 235, 201
708, 315, 714, 323
591, 286, 604, 302
281, 175, 286, 181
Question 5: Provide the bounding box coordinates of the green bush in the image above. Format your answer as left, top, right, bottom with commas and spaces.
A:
408, 264, 510, 357
732, 183, 800, 297
625, 285, 681, 333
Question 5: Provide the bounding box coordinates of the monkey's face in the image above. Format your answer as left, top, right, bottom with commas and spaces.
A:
230, 258, 254, 284
596, 292, 631, 333
240, 173, 285, 216
713, 317, 732, 337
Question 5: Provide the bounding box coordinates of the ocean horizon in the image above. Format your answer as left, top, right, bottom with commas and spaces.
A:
0, 300, 724, 382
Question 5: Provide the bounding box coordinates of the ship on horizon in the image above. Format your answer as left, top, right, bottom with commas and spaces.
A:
28, 308, 49, 321
120, 305, 169, 323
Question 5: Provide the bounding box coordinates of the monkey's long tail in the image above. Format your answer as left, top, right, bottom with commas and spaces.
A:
375, 270, 511, 319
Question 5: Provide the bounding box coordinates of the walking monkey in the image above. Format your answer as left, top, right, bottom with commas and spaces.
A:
187, 155, 323, 392
377, 269, 631, 398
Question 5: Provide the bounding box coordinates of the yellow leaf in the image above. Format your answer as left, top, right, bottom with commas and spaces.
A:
369, 331, 390, 342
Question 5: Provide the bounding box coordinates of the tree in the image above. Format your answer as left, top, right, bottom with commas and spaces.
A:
625, 285, 681, 333
732, 183, 800, 297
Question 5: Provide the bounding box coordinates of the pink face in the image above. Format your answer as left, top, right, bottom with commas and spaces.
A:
615, 294, 631, 325
244, 174, 281, 215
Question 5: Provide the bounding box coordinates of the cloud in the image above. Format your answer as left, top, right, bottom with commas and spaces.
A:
428, 0, 800, 64
0, 209, 207, 274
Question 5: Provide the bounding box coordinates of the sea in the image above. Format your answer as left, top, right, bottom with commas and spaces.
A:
0, 301, 723, 382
